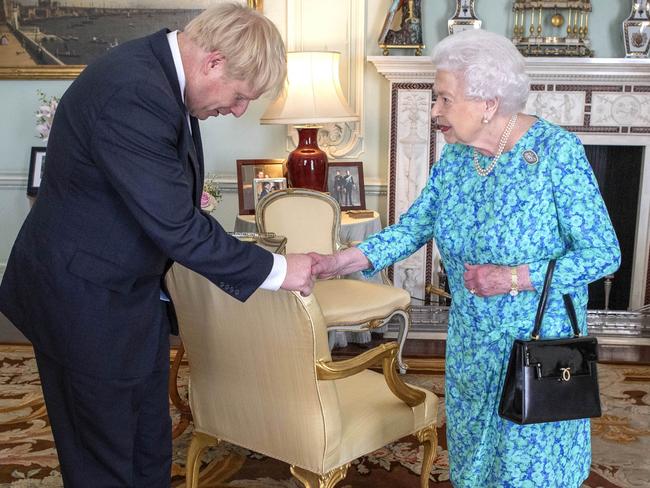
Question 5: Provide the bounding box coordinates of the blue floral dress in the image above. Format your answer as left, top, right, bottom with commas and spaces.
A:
358, 118, 620, 487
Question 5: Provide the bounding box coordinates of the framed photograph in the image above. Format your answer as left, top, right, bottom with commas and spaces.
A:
236, 159, 286, 214
326, 161, 366, 211
253, 177, 287, 208
0, 1, 262, 79
27, 147, 46, 196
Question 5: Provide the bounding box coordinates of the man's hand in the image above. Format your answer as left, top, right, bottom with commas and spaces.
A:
281, 254, 315, 296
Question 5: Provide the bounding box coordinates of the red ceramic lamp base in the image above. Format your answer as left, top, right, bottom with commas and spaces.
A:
287, 127, 328, 192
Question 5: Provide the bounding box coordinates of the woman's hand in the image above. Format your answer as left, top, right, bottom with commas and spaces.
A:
309, 252, 340, 280
310, 247, 371, 279
463, 263, 532, 297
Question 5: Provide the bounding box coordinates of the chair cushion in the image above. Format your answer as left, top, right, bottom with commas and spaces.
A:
314, 279, 411, 326
321, 369, 438, 473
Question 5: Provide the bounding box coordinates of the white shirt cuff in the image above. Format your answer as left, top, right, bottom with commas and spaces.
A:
259, 253, 287, 291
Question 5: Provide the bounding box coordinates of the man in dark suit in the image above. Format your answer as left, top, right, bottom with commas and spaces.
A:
343, 170, 356, 206
0, 3, 313, 486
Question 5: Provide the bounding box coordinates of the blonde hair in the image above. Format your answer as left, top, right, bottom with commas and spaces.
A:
184, 2, 286, 98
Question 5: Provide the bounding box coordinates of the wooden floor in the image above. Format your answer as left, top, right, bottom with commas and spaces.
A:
333, 335, 650, 365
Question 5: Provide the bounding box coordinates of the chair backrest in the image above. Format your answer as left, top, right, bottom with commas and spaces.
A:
165, 264, 342, 473
256, 188, 341, 254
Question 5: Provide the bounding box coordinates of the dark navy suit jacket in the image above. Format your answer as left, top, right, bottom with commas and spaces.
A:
0, 30, 273, 378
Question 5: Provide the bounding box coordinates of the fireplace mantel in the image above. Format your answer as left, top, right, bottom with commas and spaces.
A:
369, 55, 650, 310
369, 56, 650, 83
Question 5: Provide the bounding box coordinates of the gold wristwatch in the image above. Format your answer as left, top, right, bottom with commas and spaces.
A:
509, 266, 519, 297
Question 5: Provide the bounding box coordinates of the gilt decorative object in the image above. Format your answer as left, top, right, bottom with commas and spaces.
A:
623, 1, 650, 58
512, 0, 593, 57
379, 0, 424, 55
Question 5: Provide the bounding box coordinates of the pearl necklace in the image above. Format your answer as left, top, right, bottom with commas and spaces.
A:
473, 113, 518, 177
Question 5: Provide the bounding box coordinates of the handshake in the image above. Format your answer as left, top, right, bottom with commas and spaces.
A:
280, 248, 370, 296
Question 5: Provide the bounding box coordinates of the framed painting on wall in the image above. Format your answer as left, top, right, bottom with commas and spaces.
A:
0, 0, 262, 79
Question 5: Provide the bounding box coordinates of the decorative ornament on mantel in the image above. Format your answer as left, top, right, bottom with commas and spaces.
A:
448, 0, 482, 35
511, 0, 592, 57
378, 0, 424, 55
623, 0, 650, 58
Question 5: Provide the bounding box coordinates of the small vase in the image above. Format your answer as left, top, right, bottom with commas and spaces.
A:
623, 1, 650, 58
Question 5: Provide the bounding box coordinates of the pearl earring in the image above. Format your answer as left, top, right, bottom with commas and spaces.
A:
482, 116, 489, 124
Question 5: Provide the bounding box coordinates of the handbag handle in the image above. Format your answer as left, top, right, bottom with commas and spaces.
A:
530, 259, 581, 340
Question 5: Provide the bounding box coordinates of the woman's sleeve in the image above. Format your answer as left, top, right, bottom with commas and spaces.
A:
527, 132, 621, 293
357, 156, 443, 277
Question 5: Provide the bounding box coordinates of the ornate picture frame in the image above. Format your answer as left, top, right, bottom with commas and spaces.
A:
236, 159, 286, 215
326, 161, 365, 211
0, 0, 262, 79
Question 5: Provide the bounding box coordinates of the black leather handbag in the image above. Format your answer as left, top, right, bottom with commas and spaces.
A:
498, 259, 602, 425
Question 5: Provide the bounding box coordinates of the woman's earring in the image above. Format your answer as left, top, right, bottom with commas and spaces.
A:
482, 116, 489, 124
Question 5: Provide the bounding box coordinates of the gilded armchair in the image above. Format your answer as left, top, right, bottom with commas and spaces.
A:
165, 263, 438, 488
256, 188, 412, 372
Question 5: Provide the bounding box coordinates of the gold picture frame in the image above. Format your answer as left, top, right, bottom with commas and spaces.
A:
0, 0, 263, 79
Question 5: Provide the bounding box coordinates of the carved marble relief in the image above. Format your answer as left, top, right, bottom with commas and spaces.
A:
591, 93, 650, 127
391, 88, 433, 300
525, 92, 585, 126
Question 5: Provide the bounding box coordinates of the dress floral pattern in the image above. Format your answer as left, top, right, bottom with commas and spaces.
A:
358, 118, 621, 487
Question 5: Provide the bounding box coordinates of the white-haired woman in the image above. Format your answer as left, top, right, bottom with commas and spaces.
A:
311, 29, 620, 487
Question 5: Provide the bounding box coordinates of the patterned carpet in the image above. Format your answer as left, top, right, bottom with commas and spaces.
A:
0, 345, 648, 487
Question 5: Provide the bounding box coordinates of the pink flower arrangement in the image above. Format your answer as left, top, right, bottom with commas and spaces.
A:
200, 175, 222, 213
200, 191, 217, 212
35, 90, 60, 142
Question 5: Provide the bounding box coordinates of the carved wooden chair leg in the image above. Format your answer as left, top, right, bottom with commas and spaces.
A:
416, 424, 438, 488
393, 309, 411, 374
169, 342, 193, 439
290, 463, 350, 488
185, 431, 218, 488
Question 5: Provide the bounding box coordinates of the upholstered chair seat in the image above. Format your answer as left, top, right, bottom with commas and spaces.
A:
165, 263, 438, 488
256, 188, 412, 372
313, 279, 411, 326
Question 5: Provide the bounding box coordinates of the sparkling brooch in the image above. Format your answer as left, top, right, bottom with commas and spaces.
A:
523, 150, 539, 165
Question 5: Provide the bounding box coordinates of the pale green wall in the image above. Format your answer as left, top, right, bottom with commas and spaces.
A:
0, 0, 634, 338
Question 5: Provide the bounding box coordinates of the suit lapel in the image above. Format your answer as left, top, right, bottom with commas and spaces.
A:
149, 29, 185, 113
189, 116, 204, 207
150, 29, 204, 207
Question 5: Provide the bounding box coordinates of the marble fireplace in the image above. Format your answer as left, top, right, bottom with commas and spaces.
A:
369, 56, 650, 321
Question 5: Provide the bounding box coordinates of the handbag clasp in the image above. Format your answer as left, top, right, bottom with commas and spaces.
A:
560, 367, 571, 382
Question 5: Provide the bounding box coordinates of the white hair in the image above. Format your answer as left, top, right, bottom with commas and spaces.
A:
432, 29, 529, 115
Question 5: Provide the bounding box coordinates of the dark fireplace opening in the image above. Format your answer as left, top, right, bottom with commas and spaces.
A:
585, 145, 644, 310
